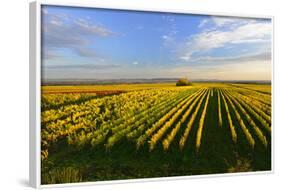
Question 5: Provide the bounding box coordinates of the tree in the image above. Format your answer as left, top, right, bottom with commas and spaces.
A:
176, 78, 191, 86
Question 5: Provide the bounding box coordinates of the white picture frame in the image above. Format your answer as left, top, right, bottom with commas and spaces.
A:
29, 1, 274, 188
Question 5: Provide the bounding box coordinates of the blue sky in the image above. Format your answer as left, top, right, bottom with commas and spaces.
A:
42, 5, 272, 81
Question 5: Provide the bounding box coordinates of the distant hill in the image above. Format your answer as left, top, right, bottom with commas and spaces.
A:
42, 78, 271, 86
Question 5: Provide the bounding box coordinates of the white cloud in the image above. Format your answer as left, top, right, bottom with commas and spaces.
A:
50, 20, 63, 26
199, 16, 251, 29
190, 51, 271, 63
198, 19, 208, 28
73, 19, 114, 37
132, 61, 139, 65
179, 55, 191, 61
180, 20, 271, 61
162, 35, 169, 40
211, 16, 245, 27
161, 35, 175, 47
42, 11, 114, 60
162, 35, 173, 42
44, 13, 114, 46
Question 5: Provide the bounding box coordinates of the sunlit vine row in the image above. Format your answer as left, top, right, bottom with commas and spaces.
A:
104, 89, 200, 148
195, 90, 210, 152
220, 90, 237, 143
217, 90, 223, 127
224, 90, 268, 147
136, 89, 203, 149
221, 90, 255, 148
162, 89, 207, 151
179, 89, 208, 150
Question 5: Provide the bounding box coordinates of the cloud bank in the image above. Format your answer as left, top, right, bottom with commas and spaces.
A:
180, 16, 271, 61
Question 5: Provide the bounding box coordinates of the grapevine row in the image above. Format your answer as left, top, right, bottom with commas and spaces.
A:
224, 90, 268, 147
217, 90, 223, 127
161, 89, 207, 151
136, 89, 204, 149
221, 90, 255, 148
195, 90, 210, 152
228, 89, 271, 131
105, 89, 201, 148
125, 90, 202, 141
179, 89, 208, 150
220, 90, 237, 143
92, 89, 197, 148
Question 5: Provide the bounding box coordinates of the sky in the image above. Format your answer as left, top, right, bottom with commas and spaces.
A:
41, 5, 272, 81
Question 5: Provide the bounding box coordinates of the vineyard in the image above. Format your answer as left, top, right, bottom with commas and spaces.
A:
41, 83, 272, 184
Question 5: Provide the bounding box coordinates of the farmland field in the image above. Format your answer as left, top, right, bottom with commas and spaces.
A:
41, 83, 271, 184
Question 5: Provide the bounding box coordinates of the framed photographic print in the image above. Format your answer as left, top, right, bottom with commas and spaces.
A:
29, 1, 273, 188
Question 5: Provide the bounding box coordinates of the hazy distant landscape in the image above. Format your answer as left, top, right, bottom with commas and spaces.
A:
42, 78, 271, 86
